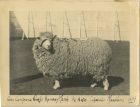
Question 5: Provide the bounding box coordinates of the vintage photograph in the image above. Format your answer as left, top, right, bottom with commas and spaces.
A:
0, 0, 139, 106
10, 10, 130, 95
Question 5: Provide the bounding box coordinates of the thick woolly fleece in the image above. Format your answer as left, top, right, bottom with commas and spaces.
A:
32, 36, 112, 81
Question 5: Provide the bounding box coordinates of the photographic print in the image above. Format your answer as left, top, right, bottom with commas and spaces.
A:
0, 0, 139, 106
10, 10, 130, 95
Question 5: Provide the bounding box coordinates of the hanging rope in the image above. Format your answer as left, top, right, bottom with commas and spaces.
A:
49, 11, 53, 34
27, 11, 36, 38
114, 11, 121, 42
116, 11, 121, 41
81, 11, 88, 39
27, 11, 30, 39
21, 31, 25, 40
31, 11, 36, 38
96, 11, 100, 37
65, 11, 72, 38
80, 13, 82, 39
46, 11, 48, 32
62, 14, 65, 37
113, 12, 116, 41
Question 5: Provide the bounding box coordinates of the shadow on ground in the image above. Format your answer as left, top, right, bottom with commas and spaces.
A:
11, 74, 124, 90
108, 76, 124, 89
11, 73, 43, 84
60, 75, 124, 89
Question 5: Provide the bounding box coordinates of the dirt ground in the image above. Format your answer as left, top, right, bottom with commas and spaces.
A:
10, 38, 130, 95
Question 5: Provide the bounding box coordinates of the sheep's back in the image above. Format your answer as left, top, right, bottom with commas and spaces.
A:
67, 38, 112, 79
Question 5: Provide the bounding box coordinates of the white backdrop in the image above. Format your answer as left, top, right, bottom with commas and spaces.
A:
14, 11, 131, 41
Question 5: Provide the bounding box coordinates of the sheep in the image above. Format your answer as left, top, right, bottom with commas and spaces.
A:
32, 32, 112, 90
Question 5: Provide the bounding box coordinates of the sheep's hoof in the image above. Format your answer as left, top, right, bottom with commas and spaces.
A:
53, 80, 60, 90
90, 83, 97, 88
53, 85, 60, 89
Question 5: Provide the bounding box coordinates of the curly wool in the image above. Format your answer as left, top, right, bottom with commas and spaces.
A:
32, 37, 112, 81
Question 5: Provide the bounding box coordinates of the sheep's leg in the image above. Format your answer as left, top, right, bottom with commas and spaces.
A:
90, 78, 97, 88
43, 72, 47, 77
53, 80, 60, 89
103, 78, 109, 90
90, 83, 97, 88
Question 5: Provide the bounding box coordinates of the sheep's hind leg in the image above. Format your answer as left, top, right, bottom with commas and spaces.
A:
103, 78, 109, 90
53, 80, 60, 89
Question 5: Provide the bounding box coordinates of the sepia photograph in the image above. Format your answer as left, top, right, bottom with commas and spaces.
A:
0, 0, 139, 106
10, 10, 130, 95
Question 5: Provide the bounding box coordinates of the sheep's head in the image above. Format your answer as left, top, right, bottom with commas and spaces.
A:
38, 32, 56, 53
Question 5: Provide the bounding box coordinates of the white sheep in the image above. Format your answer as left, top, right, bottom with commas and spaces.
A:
32, 32, 112, 90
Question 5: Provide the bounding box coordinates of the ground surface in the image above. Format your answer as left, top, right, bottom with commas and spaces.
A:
10, 38, 130, 95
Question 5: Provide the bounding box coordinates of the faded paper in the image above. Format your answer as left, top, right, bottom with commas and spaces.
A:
0, 0, 139, 106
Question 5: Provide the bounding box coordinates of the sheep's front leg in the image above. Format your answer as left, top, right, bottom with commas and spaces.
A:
103, 78, 109, 90
53, 80, 60, 89
90, 78, 97, 88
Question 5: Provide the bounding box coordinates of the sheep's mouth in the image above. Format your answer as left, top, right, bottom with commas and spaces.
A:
48, 48, 55, 54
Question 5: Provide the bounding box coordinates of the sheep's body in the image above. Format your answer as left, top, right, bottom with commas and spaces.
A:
32, 36, 112, 82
